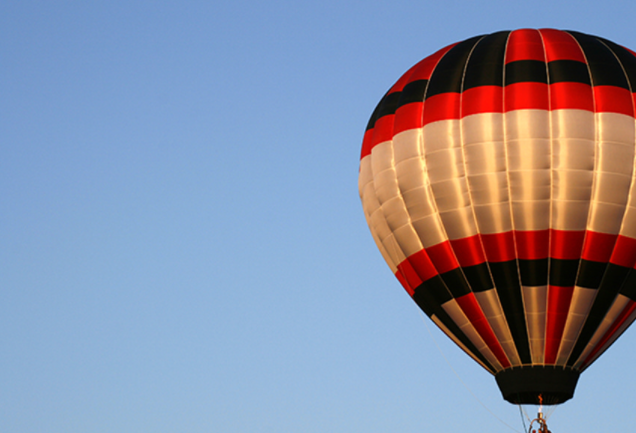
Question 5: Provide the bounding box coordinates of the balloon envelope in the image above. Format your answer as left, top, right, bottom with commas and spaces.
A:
359, 29, 636, 405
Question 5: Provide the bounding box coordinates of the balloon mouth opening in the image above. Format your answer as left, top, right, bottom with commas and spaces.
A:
495, 366, 580, 405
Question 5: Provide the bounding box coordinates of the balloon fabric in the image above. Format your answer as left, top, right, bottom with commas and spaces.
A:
359, 29, 636, 405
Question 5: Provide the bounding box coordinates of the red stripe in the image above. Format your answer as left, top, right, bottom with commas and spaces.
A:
394, 268, 414, 296
540, 29, 586, 62
393, 102, 423, 135
581, 299, 636, 368
397, 249, 439, 288
426, 241, 460, 274
461, 86, 503, 116
388, 62, 421, 93
581, 231, 618, 262
506, 29, 545, 63
610, 235, 636, 268
449, 235, 486, 267
550, 82, 594, 111
395, 258, 422, 295
360, 129, 374, 160
550, 230, 585, 260
544, 285, 575, 364
594, 86, 634, 116
505, 82, 549, 111
423, 93, 460, 125
515, 230, 549, 260
481, 231, 516, 262
455, 293, 511, 368
370, 114, 394, 150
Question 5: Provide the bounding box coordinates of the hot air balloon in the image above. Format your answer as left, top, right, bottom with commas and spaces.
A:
359, 29, 636, 406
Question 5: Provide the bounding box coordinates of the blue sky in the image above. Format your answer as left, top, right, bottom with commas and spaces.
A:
3, 1, 636, 432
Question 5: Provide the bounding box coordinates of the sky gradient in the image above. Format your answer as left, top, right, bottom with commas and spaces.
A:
3, 1, 636, 431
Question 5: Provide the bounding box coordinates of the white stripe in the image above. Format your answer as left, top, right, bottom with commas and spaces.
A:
474, 289, 522, 366
586, 113, 635, 234
521, 285, 547, 364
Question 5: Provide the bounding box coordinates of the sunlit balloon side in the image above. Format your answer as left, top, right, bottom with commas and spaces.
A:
358, 29, 636, 405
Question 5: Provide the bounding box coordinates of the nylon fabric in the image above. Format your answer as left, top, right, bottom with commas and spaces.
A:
359, 29, 636, 378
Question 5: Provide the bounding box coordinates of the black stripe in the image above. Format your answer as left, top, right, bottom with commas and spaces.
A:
547, 60, 591, 85
365, 92, 386, 131
365, 90, 401, 131
569, 31, 630, 89
425, 35, 483, 98
575, 260, 608, 289
376, 91, 401, 119
488, 260, 532, 363
462, 31, 509, 90
461, 262, 494, 292
397, 79, 428, 108
413, 277, 496, 372
566, 263, 631, 366
619, 268, 636, 301
549, 258, 579, 287
412, 275, 452, 316
505, 60, 548, 85
519, 258, 548, 286
597, 37, 636, 91
439, 267, 472, 298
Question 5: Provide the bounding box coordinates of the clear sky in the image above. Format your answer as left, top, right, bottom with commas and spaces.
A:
3, 1, 636, 432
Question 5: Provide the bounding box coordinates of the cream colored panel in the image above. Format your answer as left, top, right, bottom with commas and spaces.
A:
463, 142, 506, 176
467, 172, 509, 204
551, 110, 595, 140
374, 167, 400, 205
596, 113, 636, 143
392, 224, 423, 258
552, 170, 594, 201
555, 286, 597, 364
401, 186, 436, 220
588, 202, 629, 234
378, 231, 406, 267
474, 289, 521, 366
426, 148, 466, 182
462, 112, 504, 145
381, 196, 410, 232
507, 139, 551, 171
393, 129, 423, 163
522, 285, 547, 364
358, 156, 373, 197
472, 202, 513, 234
553, 139, 595, 171
505, 110, 550, 140
396, 157, 427, 193
411, 215, 449, 248
429, 178, 470, 211
511, 201, 551, 231
551, 200, 591, 231
370, 141, 395, 175
422, 119, 461, 153
438, 206, 478, 240
509, 170, 551, 201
